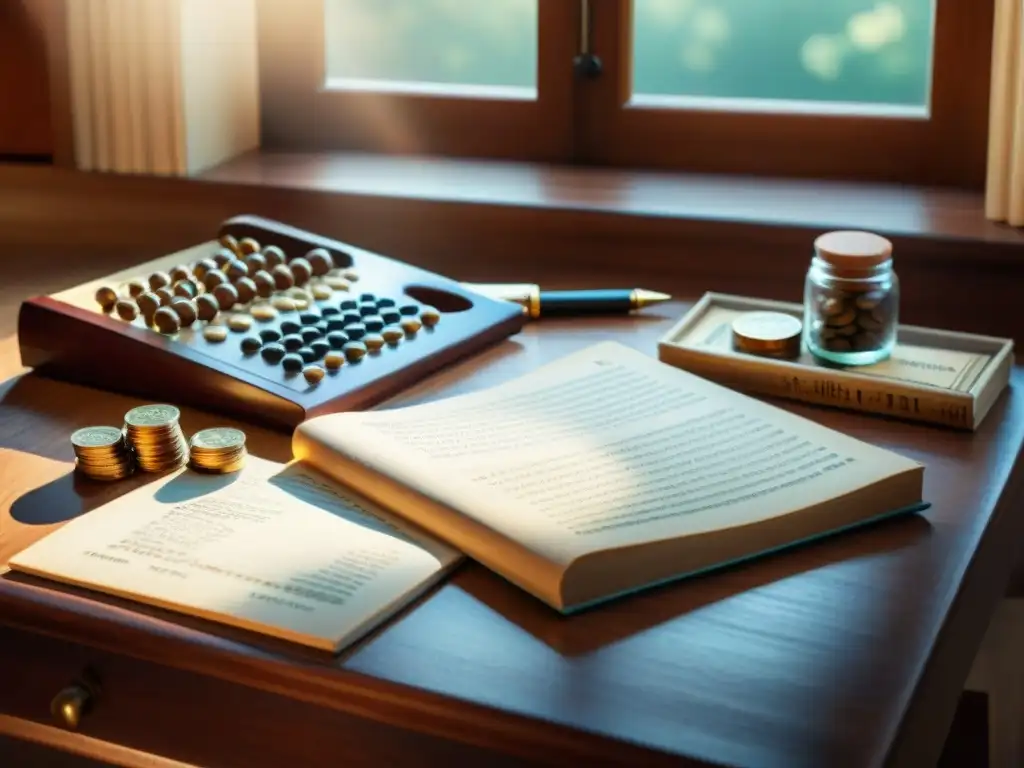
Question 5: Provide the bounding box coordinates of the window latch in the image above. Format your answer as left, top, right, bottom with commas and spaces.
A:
573, 0, 603, 79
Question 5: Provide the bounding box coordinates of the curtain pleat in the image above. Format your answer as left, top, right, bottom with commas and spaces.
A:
985, 0, 1024, 226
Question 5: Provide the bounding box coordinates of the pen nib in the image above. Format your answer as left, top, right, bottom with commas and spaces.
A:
632, 289, 673, 310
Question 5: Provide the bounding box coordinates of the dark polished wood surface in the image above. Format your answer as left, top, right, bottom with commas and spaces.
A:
0, 0, 53, 158
1, 291, 1023, 767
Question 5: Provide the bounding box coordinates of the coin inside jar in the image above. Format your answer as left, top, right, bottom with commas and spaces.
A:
731, 312, 803, 359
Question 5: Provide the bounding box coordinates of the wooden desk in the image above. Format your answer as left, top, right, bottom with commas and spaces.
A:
1, 303, 1023, 768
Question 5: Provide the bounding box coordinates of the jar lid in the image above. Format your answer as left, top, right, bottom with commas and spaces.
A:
814, 231, 893, 269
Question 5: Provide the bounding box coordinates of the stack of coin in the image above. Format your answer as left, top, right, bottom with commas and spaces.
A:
123, 404, 189, 473
188, 427, 247, 474
71, 426, 135, 481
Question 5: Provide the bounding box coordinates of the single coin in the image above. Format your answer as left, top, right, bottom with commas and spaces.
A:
238, 237, 261, 256
400, 317, 422, 335
250, 303, 278, 322
153, 307, 181, 334
95, 286, 118, 311
382, 326, 403, 344
195, 294, 220, 322
124, 404, 180, 428
115, 299, 139, 321
148, 271, 171, 291
343, 341, 367, 362
203, 325, 228, 343
303, 365, 326, 385
71, 426, 124, 449
312, 284, 333, 301
363, 333, 385, 352
324, 277, 351, 291
190, 427, 246, 451
324, 352, 345, 370
170, 297, 198, 327
420, 307, 441, 327
228, 314, 252, 332
731, 311, 803, 359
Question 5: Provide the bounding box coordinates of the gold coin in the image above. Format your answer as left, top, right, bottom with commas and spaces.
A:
203, 326, 228, 343
124, 405, 180, 428
190, 427, 246, 452
71, 426, 124, 450
731, 312, 803, 359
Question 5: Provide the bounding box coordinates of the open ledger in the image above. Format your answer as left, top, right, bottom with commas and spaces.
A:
7, 456, 460, 652
293, 341, 928, 613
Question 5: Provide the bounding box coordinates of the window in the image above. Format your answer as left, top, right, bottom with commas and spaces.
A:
257, 0, 994, 187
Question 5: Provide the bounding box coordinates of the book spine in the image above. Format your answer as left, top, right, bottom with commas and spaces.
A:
658, 346, 975, 430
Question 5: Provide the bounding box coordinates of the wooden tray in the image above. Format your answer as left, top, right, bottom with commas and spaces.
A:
657, 292, 1014, 430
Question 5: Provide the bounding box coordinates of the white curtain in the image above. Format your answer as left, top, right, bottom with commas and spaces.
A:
985, 0, 1024, 226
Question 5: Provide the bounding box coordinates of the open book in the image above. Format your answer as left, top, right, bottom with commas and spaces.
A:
7, 456, 460, 652
293, 342, 927, 613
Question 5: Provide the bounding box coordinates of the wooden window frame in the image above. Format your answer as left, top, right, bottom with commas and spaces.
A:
258, 0, 994, 189
576, 0, 995, 188
257, 0, 577, 162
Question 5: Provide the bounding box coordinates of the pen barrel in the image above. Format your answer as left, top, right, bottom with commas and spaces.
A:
539, 290, 634, 316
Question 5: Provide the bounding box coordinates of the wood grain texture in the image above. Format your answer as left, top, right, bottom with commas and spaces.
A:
0, 0, 53, 157
1, 295, 1023, 767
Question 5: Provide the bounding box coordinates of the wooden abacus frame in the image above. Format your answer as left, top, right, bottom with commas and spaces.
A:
17, 215, 527, 430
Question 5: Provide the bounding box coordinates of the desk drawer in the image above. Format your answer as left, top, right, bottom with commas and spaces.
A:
0, 626, 529, 768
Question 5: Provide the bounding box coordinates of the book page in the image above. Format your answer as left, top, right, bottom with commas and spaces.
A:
9, 456, 458, 650
297, 342, 921, 566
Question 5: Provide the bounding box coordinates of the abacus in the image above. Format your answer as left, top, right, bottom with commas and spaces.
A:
18, 215, 526, 430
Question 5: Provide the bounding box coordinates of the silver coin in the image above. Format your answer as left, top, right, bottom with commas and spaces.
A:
124, 404, 181, 428
190, 427, 246, 451
70, 426, 124, 449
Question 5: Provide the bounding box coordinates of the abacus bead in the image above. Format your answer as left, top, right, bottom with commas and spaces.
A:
219, 233, 240, 254
298, 347, 318, 363
155, 287, 174, 306
213, 283, 239, 311
192, 258, 217, 281
324, 352, 345, 370
259, 328, 282, 343
281, 354, 304, 373
245, 253, 267, 276
311, 340, 331, 358
226, 260, 249, 281
95, 287, 118, 311
358, 303, 377, 316
127, 280, 147, 298
382, 326, 403, 344
343, 341, 367, 362
303, 365, 326, 385
281, 334, 304, 351
241, 336, 262, 354
280, 320, 302, 335
301, 327, 322, 344
235, 276, 257, 304
380, 308, 401, 324
195, 294, 220, 322
339, 299, 358, 310
421, 307, 441, 327
341, 310, 361, 325
306, 249, 333, 277
136, 292, 160, 320
170, 266, 191, 283
327, 331, 349, 349
238, 237, 261, 256
262, 244, 285, 268
170, 297, 198, 327
327, 318, 347, 332
359, 292, 376, 303
203, 269, 228, 290
213, 248, 235, 268
363, 316, 384, 332
174, 280, 198, 299
290, 258, 312, 286
364, 333, 385, 351
344, 323, 366, 340
320, 306, 340, 316
261, 343, 286, 363
376, 297, 396, 308
253, 270, 276, 298
115, 300, 138, 321
148, 271, 171, 291
401, 317, 422, 334
272, 264, 294, 291
153, 307, 180, 334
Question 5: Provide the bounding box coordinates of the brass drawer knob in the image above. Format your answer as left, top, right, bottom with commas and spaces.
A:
50, 684, 92, 730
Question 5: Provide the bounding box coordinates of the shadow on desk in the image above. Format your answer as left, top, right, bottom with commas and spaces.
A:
455, 512, 933, 656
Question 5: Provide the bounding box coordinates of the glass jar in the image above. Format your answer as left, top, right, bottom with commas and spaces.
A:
803, 231, 899, 366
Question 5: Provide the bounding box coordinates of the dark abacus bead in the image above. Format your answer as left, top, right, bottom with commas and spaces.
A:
203, 269, 228, 291
235, 276, 257, 304
252, 270, 276, 299
148, 271, 172, 291
195, 293, 220, 322
320, 306, 340, 316
226, 260, 249, 281
399, 304, 420, 316
155, 287, 175, 306
262, 245, 286, 269
358, 303, 377, 316
376, 297, 396, 308
327, 318, 347, 332
359, 292, 376, 303
344, 323, 367, 340
310, 340, 331, 358
259, 328, 282, 343
290, 258, 313, 286
314, 321, 330, 335
213, 248, 235, 268
280, 320, 302, 336
173, 280, 199, 299
281, 334, 304, 351
297, 346, 318, 363
299, 312, 321, 325
327, 331, 349, 349
363, 316, 384, 332
213, 283, 239, 311
281, 353, 304, 373
305, 248, 334, 277
245, 253, 267, 276
341, 310, 361, 325
272, 264, 295, 291
301, 327, 322, 344
380, 309, 401, 325
126, 280, 148, 298
339, 299, 358, 310
238, 238, 261, 256
261, 343, 286, 364
169, 266, 191, 283
192, 259, 217, 281
241, 337, 262, 354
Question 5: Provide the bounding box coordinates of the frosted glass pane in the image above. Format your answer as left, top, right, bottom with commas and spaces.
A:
632, 0, 935, 113
324, 0, 537, 93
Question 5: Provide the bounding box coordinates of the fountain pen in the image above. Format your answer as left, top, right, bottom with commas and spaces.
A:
462, 283, 672, 320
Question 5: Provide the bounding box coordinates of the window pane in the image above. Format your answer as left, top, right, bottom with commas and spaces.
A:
632, 0, 935, 115
324, 0, 537, 96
